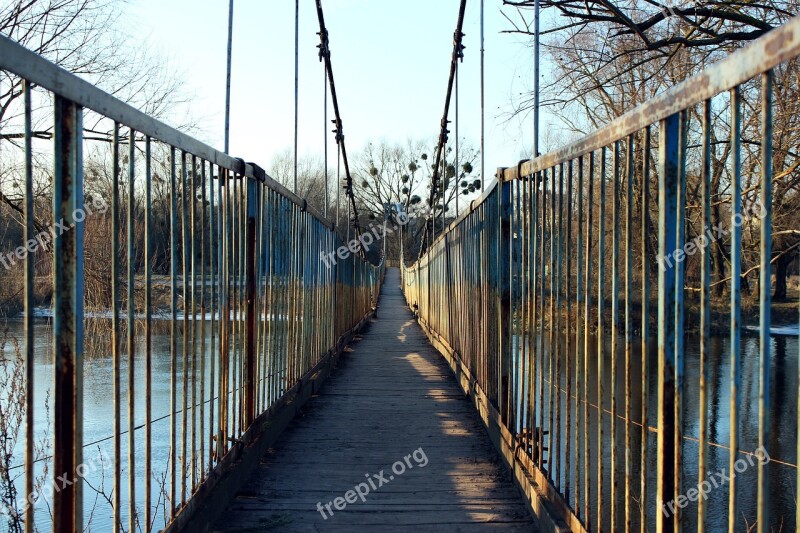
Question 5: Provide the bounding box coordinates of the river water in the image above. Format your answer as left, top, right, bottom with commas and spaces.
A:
1, 318, 797, 532
1, 318, 217, 533
515, 323, 799, 531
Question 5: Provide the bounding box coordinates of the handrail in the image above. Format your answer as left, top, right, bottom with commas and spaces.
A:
0, 34, 336, 230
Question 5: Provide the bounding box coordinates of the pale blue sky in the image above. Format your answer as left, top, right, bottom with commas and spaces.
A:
128, 0, 553, 182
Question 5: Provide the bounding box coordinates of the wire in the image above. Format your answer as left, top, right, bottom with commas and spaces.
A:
480, 0, 485, 193
294, 0, 300, 194
224, 0, 234, 154
323, 60, 329, 218
7, 376, 285, 473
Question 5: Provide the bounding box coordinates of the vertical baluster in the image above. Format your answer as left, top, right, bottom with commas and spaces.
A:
529, 171, 539, 465
565, 159, 573, 504
584, 153, 594, 527
127, 128, 136, 532
756, 69, 773, 533
549, 166, 556, 479
625, 134, 635, 533
219, 169, 229, 460
268, 191, 277, 406
727, 86, 743, 533
640, 127, 651, 533
181, 151, 190, 505
575, 156, 584, 522
113, 123, 122, 531
259, 187, 269, 412
698, 100, 712, 533
538, 170, 547, 469
144, 136, 153, 533
611, 140, 621, 532
23, 81, 34, 533
673, 110, 689, 531
518, 178, 526, 438
52, 95, 84, 533
597, 146, 607, 533
199, 161, 207, 482
209, 164, 217, 474
190, 156, 197, 491
232, 172, 240, 437
657, 113, 680, 533
245, 177, 258, 427
180, 151, 189, 506
555, 164, 564, 489
169, 146, 178, 518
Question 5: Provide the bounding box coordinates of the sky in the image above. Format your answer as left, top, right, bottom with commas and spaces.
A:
127, 0, 550, 183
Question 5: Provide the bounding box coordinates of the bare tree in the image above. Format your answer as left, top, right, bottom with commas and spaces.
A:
502, 0, 800, 304
267, 148, 331, 216
353, 139, 480, 220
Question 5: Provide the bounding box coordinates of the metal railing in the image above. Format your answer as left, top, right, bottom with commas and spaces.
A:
403, 16, 800, 533
0, 34, 382, 533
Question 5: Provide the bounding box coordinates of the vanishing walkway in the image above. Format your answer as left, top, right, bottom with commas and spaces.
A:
213, 268, 535, 532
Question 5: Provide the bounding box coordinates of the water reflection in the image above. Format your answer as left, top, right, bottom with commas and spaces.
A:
2, 317, 797, 532
513, 326, 798, 531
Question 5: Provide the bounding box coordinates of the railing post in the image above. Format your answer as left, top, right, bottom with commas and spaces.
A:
498, 173, 512, 426
218, 170, 230, 459
657, 112, 681, 533
52, 95, 84, 533
244, 176, 259, 427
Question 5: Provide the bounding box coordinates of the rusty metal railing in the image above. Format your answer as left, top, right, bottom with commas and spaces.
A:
404, 16, 800, 533
0, 34, 381, 533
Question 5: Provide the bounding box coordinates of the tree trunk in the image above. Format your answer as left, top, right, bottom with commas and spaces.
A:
711, 162, 727, 297
773, 252, 792, 301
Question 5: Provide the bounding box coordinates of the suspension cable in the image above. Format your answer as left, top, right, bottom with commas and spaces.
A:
224, 0, 234, 153
336, 136, 341, 229
480, 0, 485, 192
455, 63, 459, 217
420, 0, 468, 257
294, 0, 300, 194
323, 60, 329, 218
315, 0, 363, 241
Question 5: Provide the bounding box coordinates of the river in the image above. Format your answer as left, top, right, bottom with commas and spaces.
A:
1, 318, 797, 532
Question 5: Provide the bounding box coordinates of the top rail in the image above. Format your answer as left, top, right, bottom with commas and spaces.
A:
0, 34, 335, 229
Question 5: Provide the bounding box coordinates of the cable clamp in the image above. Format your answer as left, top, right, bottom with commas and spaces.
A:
454, 31, 466, 61
332, 119, 344, 144
317, 29, 330, 61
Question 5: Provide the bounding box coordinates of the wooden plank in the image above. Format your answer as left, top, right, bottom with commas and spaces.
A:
211, 269, 537, 532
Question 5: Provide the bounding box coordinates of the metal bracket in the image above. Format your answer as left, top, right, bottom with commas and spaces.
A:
516, 159, 530, 181
233, 157, 247, 178
248, 162, 267, 183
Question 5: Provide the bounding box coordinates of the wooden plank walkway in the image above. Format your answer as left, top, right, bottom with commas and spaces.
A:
212, 268, 535, 532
